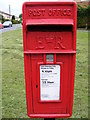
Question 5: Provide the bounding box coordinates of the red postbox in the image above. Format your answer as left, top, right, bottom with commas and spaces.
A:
22, 1, 77, 118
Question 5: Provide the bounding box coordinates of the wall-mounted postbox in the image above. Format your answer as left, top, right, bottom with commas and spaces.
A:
22, 1, 77, 118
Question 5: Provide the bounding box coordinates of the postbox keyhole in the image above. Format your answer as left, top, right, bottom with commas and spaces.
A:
36, 85, 38, 88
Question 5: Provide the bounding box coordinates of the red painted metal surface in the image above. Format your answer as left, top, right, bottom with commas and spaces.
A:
22, 1, 77, 118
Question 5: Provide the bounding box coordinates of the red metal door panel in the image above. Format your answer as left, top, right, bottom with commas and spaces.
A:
31, 54, 71, 114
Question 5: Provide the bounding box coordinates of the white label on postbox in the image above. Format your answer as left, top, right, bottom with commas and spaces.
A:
40, 65, 60, 101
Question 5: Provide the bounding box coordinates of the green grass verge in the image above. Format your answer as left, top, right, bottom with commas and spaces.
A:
2, 29, 88, 118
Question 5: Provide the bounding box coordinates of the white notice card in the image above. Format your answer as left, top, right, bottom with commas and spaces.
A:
40, 65, 60, 101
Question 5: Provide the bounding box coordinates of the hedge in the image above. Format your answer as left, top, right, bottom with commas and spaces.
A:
11, 20, 19, 24
77, 3, 90, 29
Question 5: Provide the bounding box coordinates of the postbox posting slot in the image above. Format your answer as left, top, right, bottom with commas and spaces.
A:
27, 25, 73, 32
26, 18, 74, 31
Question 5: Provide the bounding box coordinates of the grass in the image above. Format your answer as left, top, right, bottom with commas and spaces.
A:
2, 29, 88, 118
72, 30, 88, 118
2, 29, 27, 118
